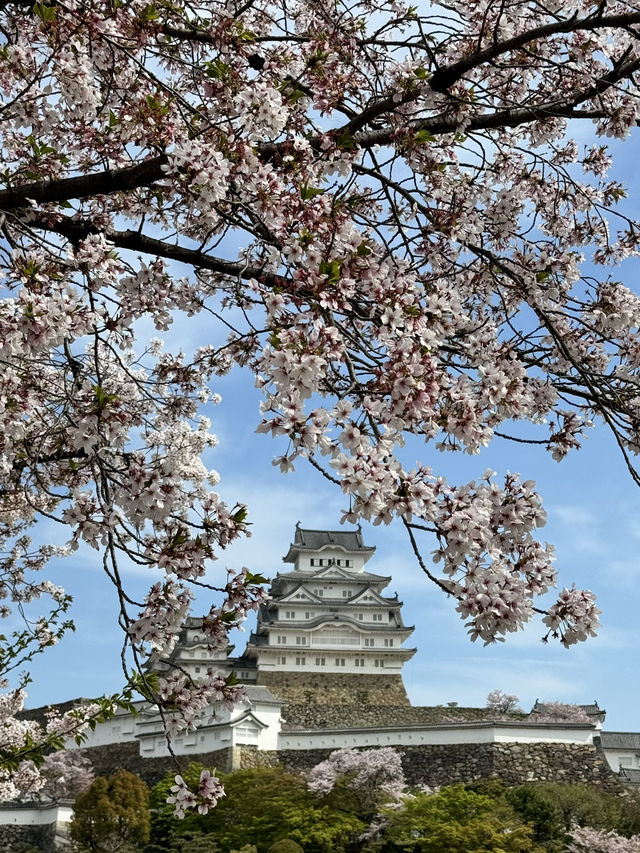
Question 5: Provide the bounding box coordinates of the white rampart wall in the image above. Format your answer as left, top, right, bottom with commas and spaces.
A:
278, 723, 596, 751
0, 801, 72, 826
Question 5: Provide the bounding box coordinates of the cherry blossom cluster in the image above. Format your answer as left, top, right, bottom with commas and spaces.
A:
167, 769, 225, 819
485, 690, 522, 715
2, 0, 640, 811
529, 702, 592, 723
0, 690, 103, 801
157, 671, 246, 737
567, 826, 640, 853
307, 747, 406, 813
38, 751, 94, 801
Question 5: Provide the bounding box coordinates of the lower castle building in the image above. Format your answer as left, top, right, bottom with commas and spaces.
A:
12, 525, 639, 791
36, 525, 635, 790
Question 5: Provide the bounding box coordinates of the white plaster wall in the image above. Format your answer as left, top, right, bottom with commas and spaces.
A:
65, 710, 138, 749
0, 803, 61, 825
602, 748, 640, 771
295, 550, 366, 573
278, 724, 596, 751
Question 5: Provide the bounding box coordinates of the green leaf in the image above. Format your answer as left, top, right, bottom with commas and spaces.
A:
300, 182, 325, 201
231, 505, 248, 524
336, 128, 356, 151
32, 2, 56, 23
141, 4, 159, 21
319, 259, 342, 285
414, 129, 436, 144
204, 58, 231, 81
243, 572, 268, 586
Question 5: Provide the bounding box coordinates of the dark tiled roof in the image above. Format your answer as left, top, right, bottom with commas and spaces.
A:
619, 768, 640, 785
273, 569, 390, 584
283, 525, 375, 561
601, 732, 640, 750
531, 700, 606, 719
243, 685, 283, 705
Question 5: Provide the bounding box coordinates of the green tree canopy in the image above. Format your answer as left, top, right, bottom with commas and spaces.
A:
149, 764, 365, 853
70, 769, 149, 853
381, 785, 544, 853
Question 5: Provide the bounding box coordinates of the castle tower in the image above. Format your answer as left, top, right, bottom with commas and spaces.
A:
244, 524, 416, 705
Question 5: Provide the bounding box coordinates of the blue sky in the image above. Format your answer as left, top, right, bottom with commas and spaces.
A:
18, 126, 640, 734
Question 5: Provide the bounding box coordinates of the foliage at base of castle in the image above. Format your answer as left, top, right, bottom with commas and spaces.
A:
148, 765, 365, 853
380, 786, 544, 853
145, 765, 640, 853
70, 769, 149, 853
506, 782, 640, 847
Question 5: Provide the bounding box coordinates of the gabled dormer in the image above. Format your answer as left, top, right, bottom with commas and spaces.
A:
350, 587, 399, 607
276, 585, 319, 604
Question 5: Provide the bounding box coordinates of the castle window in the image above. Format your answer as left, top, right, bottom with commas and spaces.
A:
374, 658, 385, 667
384, 638, 394, 647
195, 666, 201, 673
342, 590, 349, 597
335, 657, 346, 666
358, 613, 363, 620
313, 589, 323, 597
295, 636, 307, 645
295, 656, 306, 666
276, 635, 287, 644
364, 638, 374, 647
304, 611, 314, 619
336, 559, 342, 566
345, 560, 352, 567
285, 610, 295, 619
278, 656, 287, 665
373, 613, 383, 621
315, 657, 326, 666
355, 657, 365, 667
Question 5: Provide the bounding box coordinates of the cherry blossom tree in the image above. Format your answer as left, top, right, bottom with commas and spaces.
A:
485, 690, 522, 714
529, 701, 591, 723
307, 747, 405, 817
39, 749, 94, 800
567, 826, 640, 853
3, 0, 640, 810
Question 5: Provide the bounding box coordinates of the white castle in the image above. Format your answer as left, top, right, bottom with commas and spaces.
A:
57, 525, 639, 782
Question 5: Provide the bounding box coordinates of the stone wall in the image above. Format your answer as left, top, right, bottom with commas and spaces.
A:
80, 741, 236, 786
282, 704, 513, 729
0, 822, 55, 853
238, 741, 623, 793
257, 672, 410, 706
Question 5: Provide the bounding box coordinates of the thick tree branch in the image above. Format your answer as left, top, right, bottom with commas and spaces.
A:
429, 10, 640, 92
26, 215, 289, 288
0, 156, 168, 211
